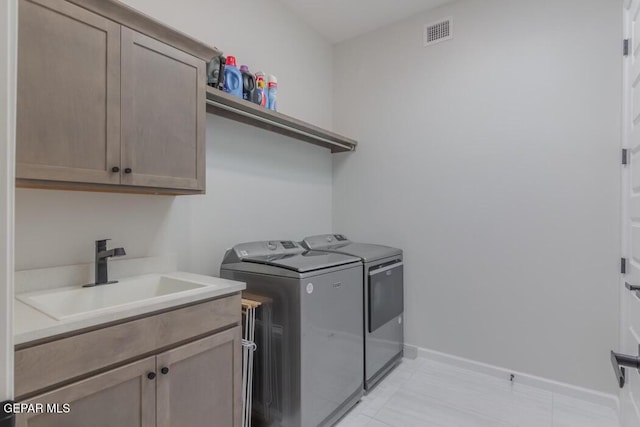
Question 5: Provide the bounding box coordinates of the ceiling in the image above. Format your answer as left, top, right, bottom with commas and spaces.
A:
278, 0, 455, 43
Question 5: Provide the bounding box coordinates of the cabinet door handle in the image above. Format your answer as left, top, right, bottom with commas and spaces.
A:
161, 367, 169, 375
124, 168, 132, 174
111, 166, 120, 173
147, 372, 156, 380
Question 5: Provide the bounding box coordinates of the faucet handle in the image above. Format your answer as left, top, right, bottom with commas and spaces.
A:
113, 247, 126, 257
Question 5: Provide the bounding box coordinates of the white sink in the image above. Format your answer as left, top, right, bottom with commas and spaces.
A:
17, 274, 210, 320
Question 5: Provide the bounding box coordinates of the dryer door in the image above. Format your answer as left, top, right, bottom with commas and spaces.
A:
368, 260, 404, 332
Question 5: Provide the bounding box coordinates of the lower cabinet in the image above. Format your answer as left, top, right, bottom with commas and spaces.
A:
16, 327, 241, 427
16, 357, 156, 427
156, 329, 242, 427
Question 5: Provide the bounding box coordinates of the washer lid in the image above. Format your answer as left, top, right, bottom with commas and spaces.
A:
243, 251, 360, 273
326, 243, 402, 263
301, 235, 402, 263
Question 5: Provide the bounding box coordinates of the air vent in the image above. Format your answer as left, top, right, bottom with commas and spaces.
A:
424, 18, 452, 46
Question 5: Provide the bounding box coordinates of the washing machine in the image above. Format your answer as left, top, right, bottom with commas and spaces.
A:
220, 240, 363, 427
301, 234, 404, 392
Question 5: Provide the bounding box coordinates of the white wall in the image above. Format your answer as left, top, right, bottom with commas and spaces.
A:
15, 0, 334, 275
0, 0, 17, 400
333, 0, 622, 393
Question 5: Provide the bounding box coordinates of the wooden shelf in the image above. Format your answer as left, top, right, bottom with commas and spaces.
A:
205, 87, 357, 153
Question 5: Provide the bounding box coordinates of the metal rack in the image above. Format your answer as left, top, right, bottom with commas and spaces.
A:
241, 297, 262, 427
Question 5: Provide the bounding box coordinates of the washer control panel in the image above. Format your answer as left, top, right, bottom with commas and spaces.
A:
301, 234, 351, 250
227, 240, 303, 260
281, 241, 297, 249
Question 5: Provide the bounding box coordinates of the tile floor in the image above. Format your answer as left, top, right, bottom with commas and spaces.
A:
335, 358, 620, 427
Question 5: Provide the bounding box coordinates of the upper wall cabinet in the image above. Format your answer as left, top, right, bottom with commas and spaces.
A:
16, 0, 217, 195
17, 0, 122, 186
120, 28, 205, 191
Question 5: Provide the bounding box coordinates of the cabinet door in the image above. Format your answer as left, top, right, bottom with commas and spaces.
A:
121, 27, 206, 191
156, 327, 242, 427
15, 357, 156, 427
16, 0, 121, 184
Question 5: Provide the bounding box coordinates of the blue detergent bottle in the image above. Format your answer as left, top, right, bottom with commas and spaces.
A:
223, 56, 242, 98
267, 75, 278, 111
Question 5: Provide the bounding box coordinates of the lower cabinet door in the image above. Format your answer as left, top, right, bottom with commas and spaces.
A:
16, 357, 156, 427
156, 327, 242, 427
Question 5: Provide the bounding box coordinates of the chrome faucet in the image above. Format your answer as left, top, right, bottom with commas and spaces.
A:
83, 239, 126, 287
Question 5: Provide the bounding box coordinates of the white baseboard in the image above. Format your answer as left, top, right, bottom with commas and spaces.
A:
404, 344, 619, 411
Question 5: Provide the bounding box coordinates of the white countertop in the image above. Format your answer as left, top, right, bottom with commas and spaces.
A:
14, 271, 245, 345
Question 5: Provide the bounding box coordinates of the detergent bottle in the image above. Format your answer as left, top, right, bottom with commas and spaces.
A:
267, 75, 278, 111
255, 71, 267, 107
240, 65, 258, 103
223, 56, 242, 98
